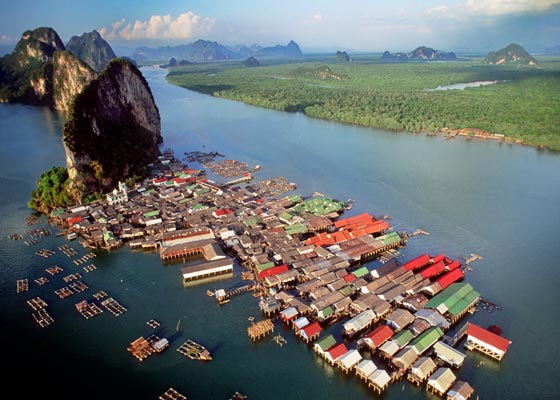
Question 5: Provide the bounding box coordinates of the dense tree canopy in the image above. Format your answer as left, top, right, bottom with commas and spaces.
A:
167, 57, 560, 150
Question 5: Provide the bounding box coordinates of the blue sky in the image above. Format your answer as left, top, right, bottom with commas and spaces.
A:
1, 1, 559, 52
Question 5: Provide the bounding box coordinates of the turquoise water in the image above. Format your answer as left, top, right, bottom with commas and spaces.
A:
1, 67, 559, 399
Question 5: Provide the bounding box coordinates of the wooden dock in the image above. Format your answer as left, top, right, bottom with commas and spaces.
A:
159, 388, 187, 400
464, 253, 483, 265
247, 319, 274, 342
225, 284, 256, 299
16, 279, 29, 293
101, 297, 127, 316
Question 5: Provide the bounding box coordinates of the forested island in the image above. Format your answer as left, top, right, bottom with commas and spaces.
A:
166, 53, 559, 151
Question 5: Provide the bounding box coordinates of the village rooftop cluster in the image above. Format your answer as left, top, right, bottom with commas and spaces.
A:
49, 150, 511, 399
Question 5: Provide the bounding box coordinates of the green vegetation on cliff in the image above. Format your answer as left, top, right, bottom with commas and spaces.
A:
63, 58, 161, 195
66, 30, 116, 72
28, 166, 73, 213
167, 56, 560, 150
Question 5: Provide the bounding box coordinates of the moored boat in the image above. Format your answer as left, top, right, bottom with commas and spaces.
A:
177, 339, 212, 361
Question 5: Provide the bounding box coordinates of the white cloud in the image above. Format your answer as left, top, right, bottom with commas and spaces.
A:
312, 14, 323, 21
427, 5, 449, 14
464, 0, 560, 16
99, 11, 215, 41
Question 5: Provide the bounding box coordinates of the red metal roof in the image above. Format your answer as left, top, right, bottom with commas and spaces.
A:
435, 268, 464, 290
445, 260, 461, 271
302, 321, 322, 338
431, 253, 445, 264
419, 260, 446, 279
364, 325, 394, 347
268, 227, 285, 234
67, 216, 83, 225
467, 323, 511, 353
334, 212, 372, 229
402, 254, 431, 271
259, 264, 289, 279
326, 342, 348, 359
343, 274, 356, 283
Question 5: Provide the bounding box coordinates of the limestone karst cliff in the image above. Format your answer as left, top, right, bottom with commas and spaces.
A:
66, 30, 116, 72
63, 58, 161, 199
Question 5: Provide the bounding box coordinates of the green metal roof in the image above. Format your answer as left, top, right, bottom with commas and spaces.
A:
339, 285, 354, 297
383, 234, 401, 246
143, 210, 160, 218
292, 197, 344, 216
353, 266, 369, 278
285, 223, 308, 235
448, 290, 480, 316
51, 208, 65, 216
279, 212, 295, 221
411, 327, 443, 354
315, 334, 336, 352
393, 329, 415, 347
257, 262, 275, 272
321, 306, 334, 318
244, 217, 262, 227
425, 283, 474, 309
288, 194, 303, 204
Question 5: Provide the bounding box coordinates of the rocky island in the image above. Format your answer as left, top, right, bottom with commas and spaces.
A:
0, 27, 162, 212
482, 43, 537, 65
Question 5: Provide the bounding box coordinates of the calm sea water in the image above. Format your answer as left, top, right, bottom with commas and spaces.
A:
1, 67, 559, 399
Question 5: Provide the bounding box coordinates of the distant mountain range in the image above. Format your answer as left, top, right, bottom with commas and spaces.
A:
483, 43, 537, 65
133, 39, 302, 62
381, 46, 457, 62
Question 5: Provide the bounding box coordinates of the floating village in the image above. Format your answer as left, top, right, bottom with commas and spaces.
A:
11, 149, 511, 400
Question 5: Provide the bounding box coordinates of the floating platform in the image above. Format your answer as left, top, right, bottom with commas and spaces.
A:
54, 287, 74, 299
34, 276, 49, 285
63, 273, 81, 282
45, 266, 63, 276
128, 337, 155, 361
27, 297, 48, 311
159, 388, 187, 400
177, 340, 212, 361
247, 319, 274, 342
147, 335, 170, 353
36, 249, 55, 258
32, 308, 54, 327
69, 280, 88, 293
147, 319, 161, 329
93, 291, 108, 300
75, 300, 103, 319
101, 297, 127, 316
16, 279, 29, 293
58, 244, 78, 257
83, 264, 97, 273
